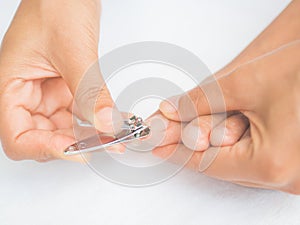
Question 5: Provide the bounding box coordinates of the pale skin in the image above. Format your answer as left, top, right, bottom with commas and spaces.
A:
0, 0, 299, 194
155, 0, 300, 194
0, 0, 122, 162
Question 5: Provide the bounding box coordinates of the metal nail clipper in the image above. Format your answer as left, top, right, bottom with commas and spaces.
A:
64, 116, 151, 156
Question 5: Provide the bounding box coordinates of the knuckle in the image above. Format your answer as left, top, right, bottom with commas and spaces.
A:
76, 85, 112, 110
75, 84, 111, 121
94, 87, 112, 107
76, 85, 101, 105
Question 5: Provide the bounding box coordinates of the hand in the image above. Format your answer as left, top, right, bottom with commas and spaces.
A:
156, 41, 300, 194
0, 0, 120, 162
151, 0, 300, 194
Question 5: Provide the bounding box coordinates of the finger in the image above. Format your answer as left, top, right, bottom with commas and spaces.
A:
36, 78, 73, 117
54, 128, 75, 138
159, 68, 256, 122
146, 111, 236, 150
203, 139, 256, 181
49, 109, 73, 129
144, 112, 182, 148
181, 113, 232, 151
32, 114, 56, 130
46, 9, 120, 133
209, 113, 249, 147
153, 137, 264, 183
71, 62, 123, 134
2, 129, 85, 163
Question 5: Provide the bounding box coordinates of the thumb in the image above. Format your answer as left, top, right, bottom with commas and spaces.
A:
159, 68, 255, 122
52, 44, 123, 133
73, 61, 123, 133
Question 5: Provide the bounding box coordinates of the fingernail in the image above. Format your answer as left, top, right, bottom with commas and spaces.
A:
145, 114, 169, 147
146, 114, 169, 132
95, 107, 123, 133
182, 123, 209, 151
159, 96, 180, 114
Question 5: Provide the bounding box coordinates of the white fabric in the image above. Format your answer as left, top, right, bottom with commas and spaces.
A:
1, 1, 300, 225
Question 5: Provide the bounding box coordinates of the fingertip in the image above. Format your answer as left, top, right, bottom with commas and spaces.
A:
48, 133, 87, 162
94, 107, 113, 132
146, 114, 169, 132
94, 107, 123, 133
57, 137, 92, 163
159, 96, 180, 120
49, 133, 75, 158
159, 100, 176, 114
182, 123, 210, 151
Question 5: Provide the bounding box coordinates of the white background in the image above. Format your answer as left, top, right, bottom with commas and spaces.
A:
1, 0, 300, 225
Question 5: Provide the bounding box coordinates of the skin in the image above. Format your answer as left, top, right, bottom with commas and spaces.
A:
0, 0, 122, 162
1, 0, 299, 195
156, 0, 300, 194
